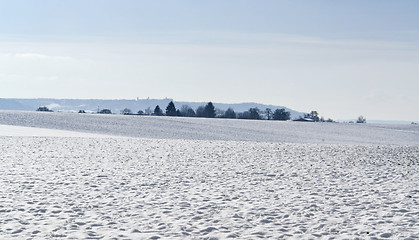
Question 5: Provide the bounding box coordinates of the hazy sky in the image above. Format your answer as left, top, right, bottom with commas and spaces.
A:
1, 0, 418, 121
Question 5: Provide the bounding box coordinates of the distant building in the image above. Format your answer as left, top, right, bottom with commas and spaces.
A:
293, 118, 314, 122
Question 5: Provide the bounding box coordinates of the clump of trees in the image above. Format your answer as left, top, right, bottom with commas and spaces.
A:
223, 108, 236, 119
121, 108, 132, 115
144, 102, 295, 121
180, 105, 196, 117
115, 100, 338, 123
192, 102, 217, 118
273, 108, 291, 121
305, 111, 320, 122
98, 109, 112, 114
36, 106, 53, 112
238, 108, 261, 120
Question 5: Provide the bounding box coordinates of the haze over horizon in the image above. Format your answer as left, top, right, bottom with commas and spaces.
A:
1, 1, 418, 121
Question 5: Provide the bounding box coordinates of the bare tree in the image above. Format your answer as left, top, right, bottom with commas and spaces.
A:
196, 106, 205, 117
224, 108, 236, 119
144, 107, 152, 115
265, 108, 272, 120
180, 105, 195, 117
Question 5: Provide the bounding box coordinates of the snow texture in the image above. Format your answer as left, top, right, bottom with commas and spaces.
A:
0, 111, 418, 239
0, 125, 113, 138
0, 111, 418, 145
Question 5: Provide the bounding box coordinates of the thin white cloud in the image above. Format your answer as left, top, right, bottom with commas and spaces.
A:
15, 53, 49, 59
0, 52, 74, 61
130, 31, 419, 51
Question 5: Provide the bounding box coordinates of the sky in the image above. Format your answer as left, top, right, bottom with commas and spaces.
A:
1, 0, 418, 121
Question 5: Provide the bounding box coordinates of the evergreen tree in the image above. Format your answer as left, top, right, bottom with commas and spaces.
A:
165, 101, 177, 116
203, 102, 216, 118
154, 105, 163, 116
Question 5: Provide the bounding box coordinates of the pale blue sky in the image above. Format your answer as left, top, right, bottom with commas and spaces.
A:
1, 0, 418, 121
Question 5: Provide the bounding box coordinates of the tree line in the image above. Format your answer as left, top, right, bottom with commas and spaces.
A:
120, 101, 293, 121
37, 101, 362, 123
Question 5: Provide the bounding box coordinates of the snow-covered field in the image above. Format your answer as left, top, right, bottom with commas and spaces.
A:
0, 111, 418, 239
1, 111, 419, 145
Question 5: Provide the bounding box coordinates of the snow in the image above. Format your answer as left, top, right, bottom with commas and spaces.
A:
0, 124, 113, 138
0, 111, 418, 239
0, 110, 418, 145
